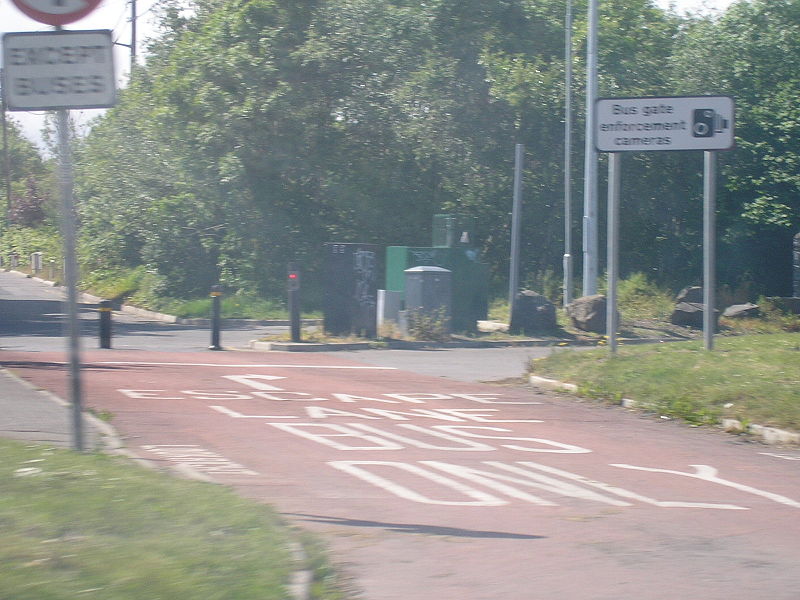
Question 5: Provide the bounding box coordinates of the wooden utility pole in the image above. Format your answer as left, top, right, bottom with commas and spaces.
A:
130, 0, 137, 74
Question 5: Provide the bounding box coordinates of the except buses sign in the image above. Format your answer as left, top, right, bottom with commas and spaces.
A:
595, 95, 735, 153
2, 30, 116, 111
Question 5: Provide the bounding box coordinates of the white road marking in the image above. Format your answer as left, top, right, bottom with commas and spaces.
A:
760, 452, 800, 461
611, 463, 800, 508
209, 406, 298, 419
329, 460, 753, 510
222, 374, 286, 390
329, 461, 508, 506
140, 444, 258, 475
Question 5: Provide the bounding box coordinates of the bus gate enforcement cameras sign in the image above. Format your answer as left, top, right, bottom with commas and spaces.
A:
2, 30, 116, 111
595, 96, 735, 153
10, 0, 103, 27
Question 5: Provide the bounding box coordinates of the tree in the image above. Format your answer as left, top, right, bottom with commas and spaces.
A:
670, 0, 800, 294
1, 117, 49, 226
76, 0, 719, 305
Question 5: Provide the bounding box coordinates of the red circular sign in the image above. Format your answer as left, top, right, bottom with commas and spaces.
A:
10, 0, 103, 26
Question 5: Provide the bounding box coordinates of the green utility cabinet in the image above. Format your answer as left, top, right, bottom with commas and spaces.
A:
386, 245, 488, 332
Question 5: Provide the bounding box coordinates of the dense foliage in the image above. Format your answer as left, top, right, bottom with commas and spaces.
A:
0, 117, 56, 267
670, 0, 800, 295
22, 0, 800, 303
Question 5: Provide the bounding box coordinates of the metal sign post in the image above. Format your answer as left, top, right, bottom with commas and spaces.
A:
508, 143, 524, 310
4, 0, 113, 451
56, 108, 85, 450
582, 0, 599, 297
606, 153, 621, 354
563, 0, 574, 306
703, 152, 717, 351
594, 95, 735, 353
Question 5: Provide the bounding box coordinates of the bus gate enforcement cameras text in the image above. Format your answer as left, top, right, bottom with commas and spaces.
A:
692, 109, 730, 138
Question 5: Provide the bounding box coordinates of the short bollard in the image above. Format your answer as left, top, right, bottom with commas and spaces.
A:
98, 300, 113, 349
287, 264, 301, 343
209, 285, 223, 351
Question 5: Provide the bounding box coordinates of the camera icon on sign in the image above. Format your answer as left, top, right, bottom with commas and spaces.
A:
692, 109, 730, 138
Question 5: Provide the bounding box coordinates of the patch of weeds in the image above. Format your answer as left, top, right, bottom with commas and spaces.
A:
81, 266, 146, 303
653, 395, 721, 426
616, 272, 674, 321
488, 298, 510, 323
258, 328, 371, 344
295, 531, 350, 600
575, 384, 623, 405
88, 408, 113, 422
405, 308, 451, 342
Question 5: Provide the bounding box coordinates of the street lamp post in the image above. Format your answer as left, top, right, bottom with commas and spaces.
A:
582, 0, 599, 297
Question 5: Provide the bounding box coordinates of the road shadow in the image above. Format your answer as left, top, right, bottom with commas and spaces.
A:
0, 359, 130, 372
287, 513, 545, 540
0, 298, 216, 339
0, 299, 95, 337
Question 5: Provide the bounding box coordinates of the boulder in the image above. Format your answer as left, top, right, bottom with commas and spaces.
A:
670, 302, 719, 329
722, 303, 760, 319
766, 297, 800, 315
566, 294, 610, 333
675, 286, 704, 304
509, 291, 557, 335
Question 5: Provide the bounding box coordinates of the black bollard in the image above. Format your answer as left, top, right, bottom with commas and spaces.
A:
98, 300, 112, 349
209, 285, 223, 351
287, 264, 301, 343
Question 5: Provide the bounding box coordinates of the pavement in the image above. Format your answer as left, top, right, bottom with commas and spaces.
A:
0, 366, 106, 449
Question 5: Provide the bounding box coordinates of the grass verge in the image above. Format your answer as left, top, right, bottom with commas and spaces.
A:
0, 439, 344, 600
530, 333, 800, 430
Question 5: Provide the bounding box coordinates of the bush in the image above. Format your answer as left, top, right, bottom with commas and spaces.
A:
523, 269, 562, 304
81, 266, 147, 301
0, 225, 61, 268
616, 272, 674, 320
405, 307, 451, 342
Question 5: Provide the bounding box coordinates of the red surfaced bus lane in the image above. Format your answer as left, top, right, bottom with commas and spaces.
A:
2, 348, 800, 600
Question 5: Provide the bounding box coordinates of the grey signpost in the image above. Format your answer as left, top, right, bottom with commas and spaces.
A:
594, 95, 735, 353
509, 144, 524, 310
2, 26, 115, 450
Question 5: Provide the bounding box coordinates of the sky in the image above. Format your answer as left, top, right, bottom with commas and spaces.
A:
1, 0, 738, 148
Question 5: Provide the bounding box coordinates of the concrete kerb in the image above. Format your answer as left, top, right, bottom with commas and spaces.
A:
248, 336, 693, 353
249, 338, 588, 352
529, 374, 800, 447
78, 292, 322, 328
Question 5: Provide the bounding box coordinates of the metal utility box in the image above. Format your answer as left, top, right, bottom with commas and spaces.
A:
386, 246, 488, 332
405, 266, 452, 318
323, 243, 380, 338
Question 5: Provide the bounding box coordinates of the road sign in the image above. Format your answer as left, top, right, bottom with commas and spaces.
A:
2, 30, 116, 111
10, 0, 103, 26
595, 95, 735, 152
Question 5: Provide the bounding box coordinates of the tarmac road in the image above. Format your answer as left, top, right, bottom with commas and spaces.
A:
2, 271, 800, 599
0, 269, 554, 377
